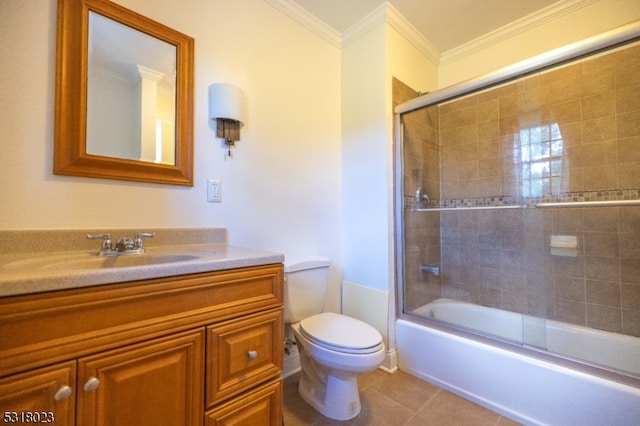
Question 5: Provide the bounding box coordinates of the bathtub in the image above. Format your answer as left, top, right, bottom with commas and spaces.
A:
396, 298, 640, 425
414, 298, 640, 375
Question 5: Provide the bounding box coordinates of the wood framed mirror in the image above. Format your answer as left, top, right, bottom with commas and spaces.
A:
54, 0, 194, 185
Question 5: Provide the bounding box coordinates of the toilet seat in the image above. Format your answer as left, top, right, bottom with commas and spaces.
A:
299, 312, 383, 354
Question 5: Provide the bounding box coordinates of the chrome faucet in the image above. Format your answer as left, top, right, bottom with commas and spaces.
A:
87, 232, 155, 256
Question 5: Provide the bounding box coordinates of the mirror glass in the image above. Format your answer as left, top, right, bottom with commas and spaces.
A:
54, 0, 194, 185
87, 12, 177, 165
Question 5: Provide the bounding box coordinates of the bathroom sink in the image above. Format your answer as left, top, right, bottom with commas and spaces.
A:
40, 253, 202, 271
1, 249, 215, 272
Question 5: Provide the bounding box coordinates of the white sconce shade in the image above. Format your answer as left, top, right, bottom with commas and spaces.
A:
209, 83, 245, 153
209, 83, 245, 123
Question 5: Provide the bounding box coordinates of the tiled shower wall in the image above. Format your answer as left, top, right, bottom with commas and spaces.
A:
399, 41, 640, 337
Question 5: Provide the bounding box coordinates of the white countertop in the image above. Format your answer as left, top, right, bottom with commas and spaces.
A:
0, 241, 284, 298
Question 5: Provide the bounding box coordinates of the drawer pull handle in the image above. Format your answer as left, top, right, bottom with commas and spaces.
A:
54, 385, 73, 401
247, 350, 258, 360
83, 377, 101, 392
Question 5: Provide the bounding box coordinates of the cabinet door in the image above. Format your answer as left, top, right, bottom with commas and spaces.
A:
0, 361, 75, 426
77, 329, 203, 426
205, 378, 282, 426
206, 309, 283, 406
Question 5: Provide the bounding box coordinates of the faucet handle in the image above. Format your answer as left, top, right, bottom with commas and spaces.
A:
87, 233, 111, 243
87, 233, 113, 253
134, 232, 155, 250
135, 232, 155, 239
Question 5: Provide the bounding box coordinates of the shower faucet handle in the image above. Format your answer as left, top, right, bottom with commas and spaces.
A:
415, 187, 429, 202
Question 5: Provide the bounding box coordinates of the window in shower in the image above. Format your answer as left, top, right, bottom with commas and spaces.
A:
519, 123, 565, 197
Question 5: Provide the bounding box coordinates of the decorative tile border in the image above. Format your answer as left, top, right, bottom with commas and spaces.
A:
405, 189, 640, 210
539, 189, 640, 203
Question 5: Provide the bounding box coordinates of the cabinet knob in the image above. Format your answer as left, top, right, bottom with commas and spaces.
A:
247, 350, 258, 360
83, 377, 101, 392
54, 385, 73, 401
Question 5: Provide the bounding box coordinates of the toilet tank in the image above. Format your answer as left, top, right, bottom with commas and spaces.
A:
283, 257, 330, 323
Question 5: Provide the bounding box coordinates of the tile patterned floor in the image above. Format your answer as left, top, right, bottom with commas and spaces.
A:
283, 369, 521, 426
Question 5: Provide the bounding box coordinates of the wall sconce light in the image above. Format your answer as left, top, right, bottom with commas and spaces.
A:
209, 83, 245, 156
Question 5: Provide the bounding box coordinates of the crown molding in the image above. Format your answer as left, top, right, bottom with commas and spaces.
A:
386, 3, 440, 65
264, 0, 342, 48
341, 1, 387, 46
265, 0, 440, 64
440, 0, 599, 66
265, 0, 594, 67
342, 2, 440, 65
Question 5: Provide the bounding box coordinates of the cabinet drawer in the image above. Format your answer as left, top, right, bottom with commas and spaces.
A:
206, 309, 283, 406
204, 378, 282, 426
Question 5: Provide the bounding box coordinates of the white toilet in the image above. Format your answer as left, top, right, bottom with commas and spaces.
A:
284, 257, 385, 421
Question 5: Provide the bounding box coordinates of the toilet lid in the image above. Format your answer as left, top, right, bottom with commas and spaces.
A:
299, 312, 383, 353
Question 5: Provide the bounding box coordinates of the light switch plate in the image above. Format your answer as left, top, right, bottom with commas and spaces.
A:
207, 179, 221, 202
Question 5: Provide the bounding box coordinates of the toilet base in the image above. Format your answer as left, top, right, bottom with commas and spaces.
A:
297, 352, 362, 421
290, 317, 385, 421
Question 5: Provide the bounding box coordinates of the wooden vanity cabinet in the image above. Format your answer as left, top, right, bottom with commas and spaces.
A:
0, 264, 284, 426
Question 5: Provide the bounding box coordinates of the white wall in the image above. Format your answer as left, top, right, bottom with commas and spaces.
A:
341, 24, 389, 293
340, 8, 437, 292
340, 6, 437, 370
0, 0, 343, 300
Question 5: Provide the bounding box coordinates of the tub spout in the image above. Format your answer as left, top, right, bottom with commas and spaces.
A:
420, 265, 440, 276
